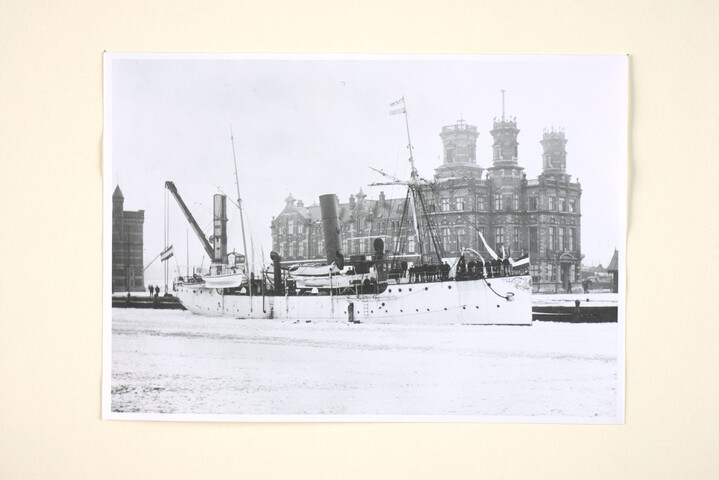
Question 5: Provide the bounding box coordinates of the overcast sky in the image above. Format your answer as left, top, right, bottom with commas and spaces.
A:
105, 54, 627, 287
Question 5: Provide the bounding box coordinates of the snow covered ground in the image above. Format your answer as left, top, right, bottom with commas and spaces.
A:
108, 308, 622, 422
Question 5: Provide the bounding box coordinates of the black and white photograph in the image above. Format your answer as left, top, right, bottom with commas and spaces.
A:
103, 53, 626, 422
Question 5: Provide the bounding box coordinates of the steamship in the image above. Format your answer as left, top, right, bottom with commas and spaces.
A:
170, 188, 531, 325
170, 100, 532, 325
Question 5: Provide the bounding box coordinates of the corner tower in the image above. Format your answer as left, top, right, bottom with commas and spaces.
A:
540, 127, 569, 177
490, 90, 520, 167
434, 119, 483, 180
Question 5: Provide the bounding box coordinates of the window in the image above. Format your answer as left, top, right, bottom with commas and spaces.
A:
513, 226, 520, 249
559, 197, 566, 212
478, 196, 486, 211
455, 227, 465, 250
454, 197, 464, 211
529, 227, 538, 253
494, 193, 502, 211
548, 227, 555, 251
569, 198, 577, 213
441, 227, 452, 251
495, 226, 505, 246
568, 228, 575, 250
548, 196, 556, 210
504, 195, 512, 211
298, 241, 306, 257
288, 219, 294, 234
528, 196, 538, 211
440, 198, 450, 212
557, 227, 564, 251
427, 204, 436, 213
408, 236, 416, 253
513, 194, 519, 211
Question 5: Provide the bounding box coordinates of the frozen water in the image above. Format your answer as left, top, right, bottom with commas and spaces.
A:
109, 308, 621, 421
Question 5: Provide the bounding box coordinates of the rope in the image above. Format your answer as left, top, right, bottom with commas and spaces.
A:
482, 277, 514, 300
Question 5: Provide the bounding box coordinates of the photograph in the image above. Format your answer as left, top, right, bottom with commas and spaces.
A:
103, 53, 626, 422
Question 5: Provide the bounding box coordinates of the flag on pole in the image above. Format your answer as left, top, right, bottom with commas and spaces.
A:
389, 97, 406, 115
477, 231, 498, 260
510, 254, 530, 267
160, 245, 174, 261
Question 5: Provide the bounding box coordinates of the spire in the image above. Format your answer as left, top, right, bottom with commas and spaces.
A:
113, 185, 124, 199
501, 89, 506, 121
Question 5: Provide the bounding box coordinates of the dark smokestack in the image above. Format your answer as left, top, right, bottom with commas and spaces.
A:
213, 194, 227, 264
319, 194, 344, 269
270, 251, 283, 295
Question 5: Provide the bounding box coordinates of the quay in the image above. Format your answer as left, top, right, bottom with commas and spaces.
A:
112, 293, 185, 310
111, 292, 617, 322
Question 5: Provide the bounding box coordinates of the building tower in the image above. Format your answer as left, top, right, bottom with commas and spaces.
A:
434, 118, 482, 180
486, 91, 525, 252
490, 90, 520, 167
112, 185, 145, 292
540, 127, 568, 176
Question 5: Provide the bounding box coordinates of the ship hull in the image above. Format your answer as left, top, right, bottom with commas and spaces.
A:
175, 275, 532, 325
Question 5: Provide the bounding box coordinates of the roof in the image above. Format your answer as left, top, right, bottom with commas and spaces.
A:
112, 185, 124, 199
607, 249, 619, 272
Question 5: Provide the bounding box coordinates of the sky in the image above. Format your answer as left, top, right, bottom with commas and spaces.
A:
105, 54, 627, 287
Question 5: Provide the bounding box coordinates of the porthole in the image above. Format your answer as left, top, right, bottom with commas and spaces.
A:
496, 305, 500, 308
389, 288, 392, 293
448, 285, 452, 289
424, 287, 428, 291
398, 288, 402, 292
409, 288, 412, 292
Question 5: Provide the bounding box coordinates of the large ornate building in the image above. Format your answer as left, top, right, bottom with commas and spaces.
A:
112, 185, 145, 292
271, 114, 582, 292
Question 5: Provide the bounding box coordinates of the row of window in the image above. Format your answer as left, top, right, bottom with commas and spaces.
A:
276, 194, 578, 234
277, 225, 577, 258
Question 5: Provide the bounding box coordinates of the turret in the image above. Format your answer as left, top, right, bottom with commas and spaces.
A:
541, 127, 568, 175
112, 185, 124, 216
434, 119, 483, 179
490, 91, 520, 167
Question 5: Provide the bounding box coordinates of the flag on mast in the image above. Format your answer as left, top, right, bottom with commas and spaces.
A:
477, 231, 499, 260
389, 97, 406, 115
160, 245, 174, 261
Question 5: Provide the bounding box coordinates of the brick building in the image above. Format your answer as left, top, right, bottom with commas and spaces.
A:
112, 185, 145, 292
271, 115, 582, 292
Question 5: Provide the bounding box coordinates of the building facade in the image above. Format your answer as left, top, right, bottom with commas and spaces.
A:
112, 185, 145, 292
271, 115, 582, 292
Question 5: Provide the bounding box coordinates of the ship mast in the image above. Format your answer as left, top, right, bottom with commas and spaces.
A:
230, 124, 250, 276
392, 97, 425, 260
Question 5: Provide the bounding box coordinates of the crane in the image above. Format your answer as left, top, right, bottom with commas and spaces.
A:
164, 181, 215, 262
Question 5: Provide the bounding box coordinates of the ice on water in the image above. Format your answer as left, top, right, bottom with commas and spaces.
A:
110, 308, 619, 420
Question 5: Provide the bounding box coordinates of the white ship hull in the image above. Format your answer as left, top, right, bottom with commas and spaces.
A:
175, 275, 532, 325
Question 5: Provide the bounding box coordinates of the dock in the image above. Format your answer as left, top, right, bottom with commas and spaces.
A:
112, 294, 185, 310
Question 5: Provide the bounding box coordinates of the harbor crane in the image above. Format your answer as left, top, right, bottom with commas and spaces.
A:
164, 181, 216, 262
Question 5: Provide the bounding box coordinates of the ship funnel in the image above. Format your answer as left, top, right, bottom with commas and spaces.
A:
213, 194, 228, 264
319, 194, 344, 269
